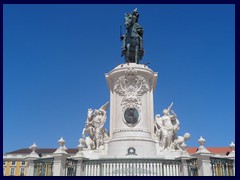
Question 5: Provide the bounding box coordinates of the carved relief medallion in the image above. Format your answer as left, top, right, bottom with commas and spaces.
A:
124, 107, 139, 125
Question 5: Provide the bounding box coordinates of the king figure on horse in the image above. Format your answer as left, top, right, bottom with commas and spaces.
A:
120, 8, 144, 64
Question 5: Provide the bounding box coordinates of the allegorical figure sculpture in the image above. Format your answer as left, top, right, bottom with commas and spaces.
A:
154, 102, 180, 150
170, 133, 191, 150
120, 8, 144, 64
80, 102, 109, 150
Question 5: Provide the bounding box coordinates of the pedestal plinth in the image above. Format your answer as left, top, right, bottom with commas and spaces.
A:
105, 63, 158, 157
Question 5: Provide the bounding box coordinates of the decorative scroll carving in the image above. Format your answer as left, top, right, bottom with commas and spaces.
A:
113, 67, 149, 110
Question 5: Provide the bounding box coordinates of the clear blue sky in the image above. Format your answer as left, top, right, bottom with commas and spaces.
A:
3, 4, 235, 153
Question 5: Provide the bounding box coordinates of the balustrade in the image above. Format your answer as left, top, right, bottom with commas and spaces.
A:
82, 159, 181, 176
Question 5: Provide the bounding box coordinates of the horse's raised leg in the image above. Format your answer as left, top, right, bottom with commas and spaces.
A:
135, 44, 139, 63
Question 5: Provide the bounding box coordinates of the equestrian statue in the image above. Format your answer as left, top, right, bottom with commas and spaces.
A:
120, 8, 144, 64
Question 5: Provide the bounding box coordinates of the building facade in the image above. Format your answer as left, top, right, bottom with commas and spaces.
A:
3, 155, 27, 176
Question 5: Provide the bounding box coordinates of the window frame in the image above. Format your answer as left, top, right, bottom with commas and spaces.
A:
11, 161, 16, 166
10, 167, 15, 176
20, 167, 25, 176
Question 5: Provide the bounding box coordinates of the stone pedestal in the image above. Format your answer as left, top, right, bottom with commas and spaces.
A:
52, 152, 70, 176
72, 157, 85, 176
177, 155, 191, 176
105, 63, 158, 157
228, 156, 235, 176
25, 149, 39, 176
192, 151, 213, 176
25, 157, 38, 176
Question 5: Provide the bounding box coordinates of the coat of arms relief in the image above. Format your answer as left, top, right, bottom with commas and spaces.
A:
113, 67, 149, 111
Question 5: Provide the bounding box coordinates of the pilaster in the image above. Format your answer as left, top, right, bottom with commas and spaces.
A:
191, 136, 213, 176
51, 153, 69, 176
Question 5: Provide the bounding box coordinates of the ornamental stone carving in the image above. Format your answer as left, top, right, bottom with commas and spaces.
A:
113, 67, 149, 110
28, 142, 39, 157
229, 142, 235, 152
54, 137, 68, 154
29, 142, 37, 153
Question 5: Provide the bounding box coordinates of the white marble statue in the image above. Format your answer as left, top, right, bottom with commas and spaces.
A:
170, 133, 191, 150
154, 102, 180, 150
80, 102, 109, 150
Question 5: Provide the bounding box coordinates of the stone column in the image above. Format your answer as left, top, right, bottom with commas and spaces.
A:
228, 142, 235, 176
25, 157, 38, 176
52, 153, 70, 176
25, 142, 39, 176
192, 153, 213, 176
178, 157, 190, 176
177, 142, 192, 176
227, 157, 235, 176
72, 139, 87, 176
52, 137, 70, 176
191, 136, 213, 176
73, 157, 85, 176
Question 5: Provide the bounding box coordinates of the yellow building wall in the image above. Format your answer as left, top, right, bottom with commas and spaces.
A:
4, 160, 27, 176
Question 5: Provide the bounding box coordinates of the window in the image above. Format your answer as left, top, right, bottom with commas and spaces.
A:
3, 161, 5, 166
20, 168, 25, 176
11, 161, 16, 166
10, 168, 15, 176
21, 161, 25, 165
